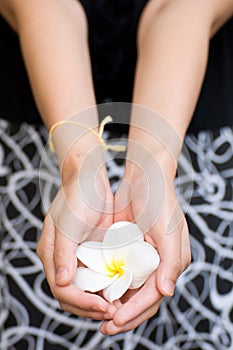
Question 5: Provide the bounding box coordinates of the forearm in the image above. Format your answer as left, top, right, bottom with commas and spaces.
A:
131, 0, 233, 157
0, 0, 95, 128
0, 0, 99, 167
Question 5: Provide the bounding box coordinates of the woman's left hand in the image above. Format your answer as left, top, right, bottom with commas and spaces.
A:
100, 146, 191, 334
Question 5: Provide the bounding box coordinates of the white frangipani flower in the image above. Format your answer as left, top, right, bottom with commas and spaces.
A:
73, 221, 160, 302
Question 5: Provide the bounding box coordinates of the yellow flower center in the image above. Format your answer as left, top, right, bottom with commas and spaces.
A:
106, 260, 125, 277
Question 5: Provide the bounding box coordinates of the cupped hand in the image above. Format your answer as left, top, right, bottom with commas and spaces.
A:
100, 143, 191, 334
37, 144, 116, 320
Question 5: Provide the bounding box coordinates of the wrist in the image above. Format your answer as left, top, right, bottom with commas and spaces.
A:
60, 138, 106, 182
128, 106, 184, 164
48, 108, 100, 165
50, 118, 101, 169
125, 133, 178, 182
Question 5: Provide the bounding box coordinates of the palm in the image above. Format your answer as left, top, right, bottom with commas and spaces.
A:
112, 160, 188, 289
49, 165, 114, 243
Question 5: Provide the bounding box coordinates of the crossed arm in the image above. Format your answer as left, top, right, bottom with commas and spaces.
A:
1, 0, 233, 334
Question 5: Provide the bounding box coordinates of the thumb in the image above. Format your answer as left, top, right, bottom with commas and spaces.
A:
155, 196, 188, 296
155, 224, 183, 297
156, 259, 179, 297
54, 229, 78, 286
156, 213, 190, 296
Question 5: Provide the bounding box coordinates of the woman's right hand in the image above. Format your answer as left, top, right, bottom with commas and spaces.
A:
37, 135, 116, 320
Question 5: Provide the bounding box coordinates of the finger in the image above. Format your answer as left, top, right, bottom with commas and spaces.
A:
111, 273, 162, 326
60, 303, 110, 320
119, 289, 138, 304
37, 217, 111, 314
97, 293, 123, 309
155, 216, 184, 297
100, 298, 163, 335
180, 219, 191, 271
37, 215, 56, 284
51, 283, 116, 315
54, 228, 78, 286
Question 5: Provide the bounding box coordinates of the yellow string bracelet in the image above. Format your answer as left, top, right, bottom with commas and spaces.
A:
48, 115, 126, 153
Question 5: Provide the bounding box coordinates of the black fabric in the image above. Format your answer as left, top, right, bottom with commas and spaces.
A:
0, 17, 40, 124
1, 119, 233, 349
80, 0, 147, 104
190, 17, 233, 132
0, 2, 232, 131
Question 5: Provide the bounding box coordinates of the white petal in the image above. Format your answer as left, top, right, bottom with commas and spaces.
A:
76, 241, 107, 274
103, 221, 143, 249
73, 267, 118, 292
103, 269, 133, 303
102, 222, 144, 266
124, 241, 160, 289
129, 274, 156, 289
125, 241, 160, 274
129, 276, 148, 289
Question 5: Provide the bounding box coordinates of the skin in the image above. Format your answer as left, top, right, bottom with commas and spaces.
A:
100, 0, 233, 334
0, 0, 117, 321
1, 0, 233, 335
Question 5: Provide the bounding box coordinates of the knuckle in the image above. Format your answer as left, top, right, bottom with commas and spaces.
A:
171, 258, 183, 273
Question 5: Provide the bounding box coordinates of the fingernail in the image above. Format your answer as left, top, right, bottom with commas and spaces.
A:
163, 278, 175, 296
56, 268, 68, 283
99, 323, 107, 335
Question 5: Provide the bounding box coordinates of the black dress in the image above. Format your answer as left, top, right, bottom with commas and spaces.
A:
0, 0, 232, 131
0, 2, 233, 349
